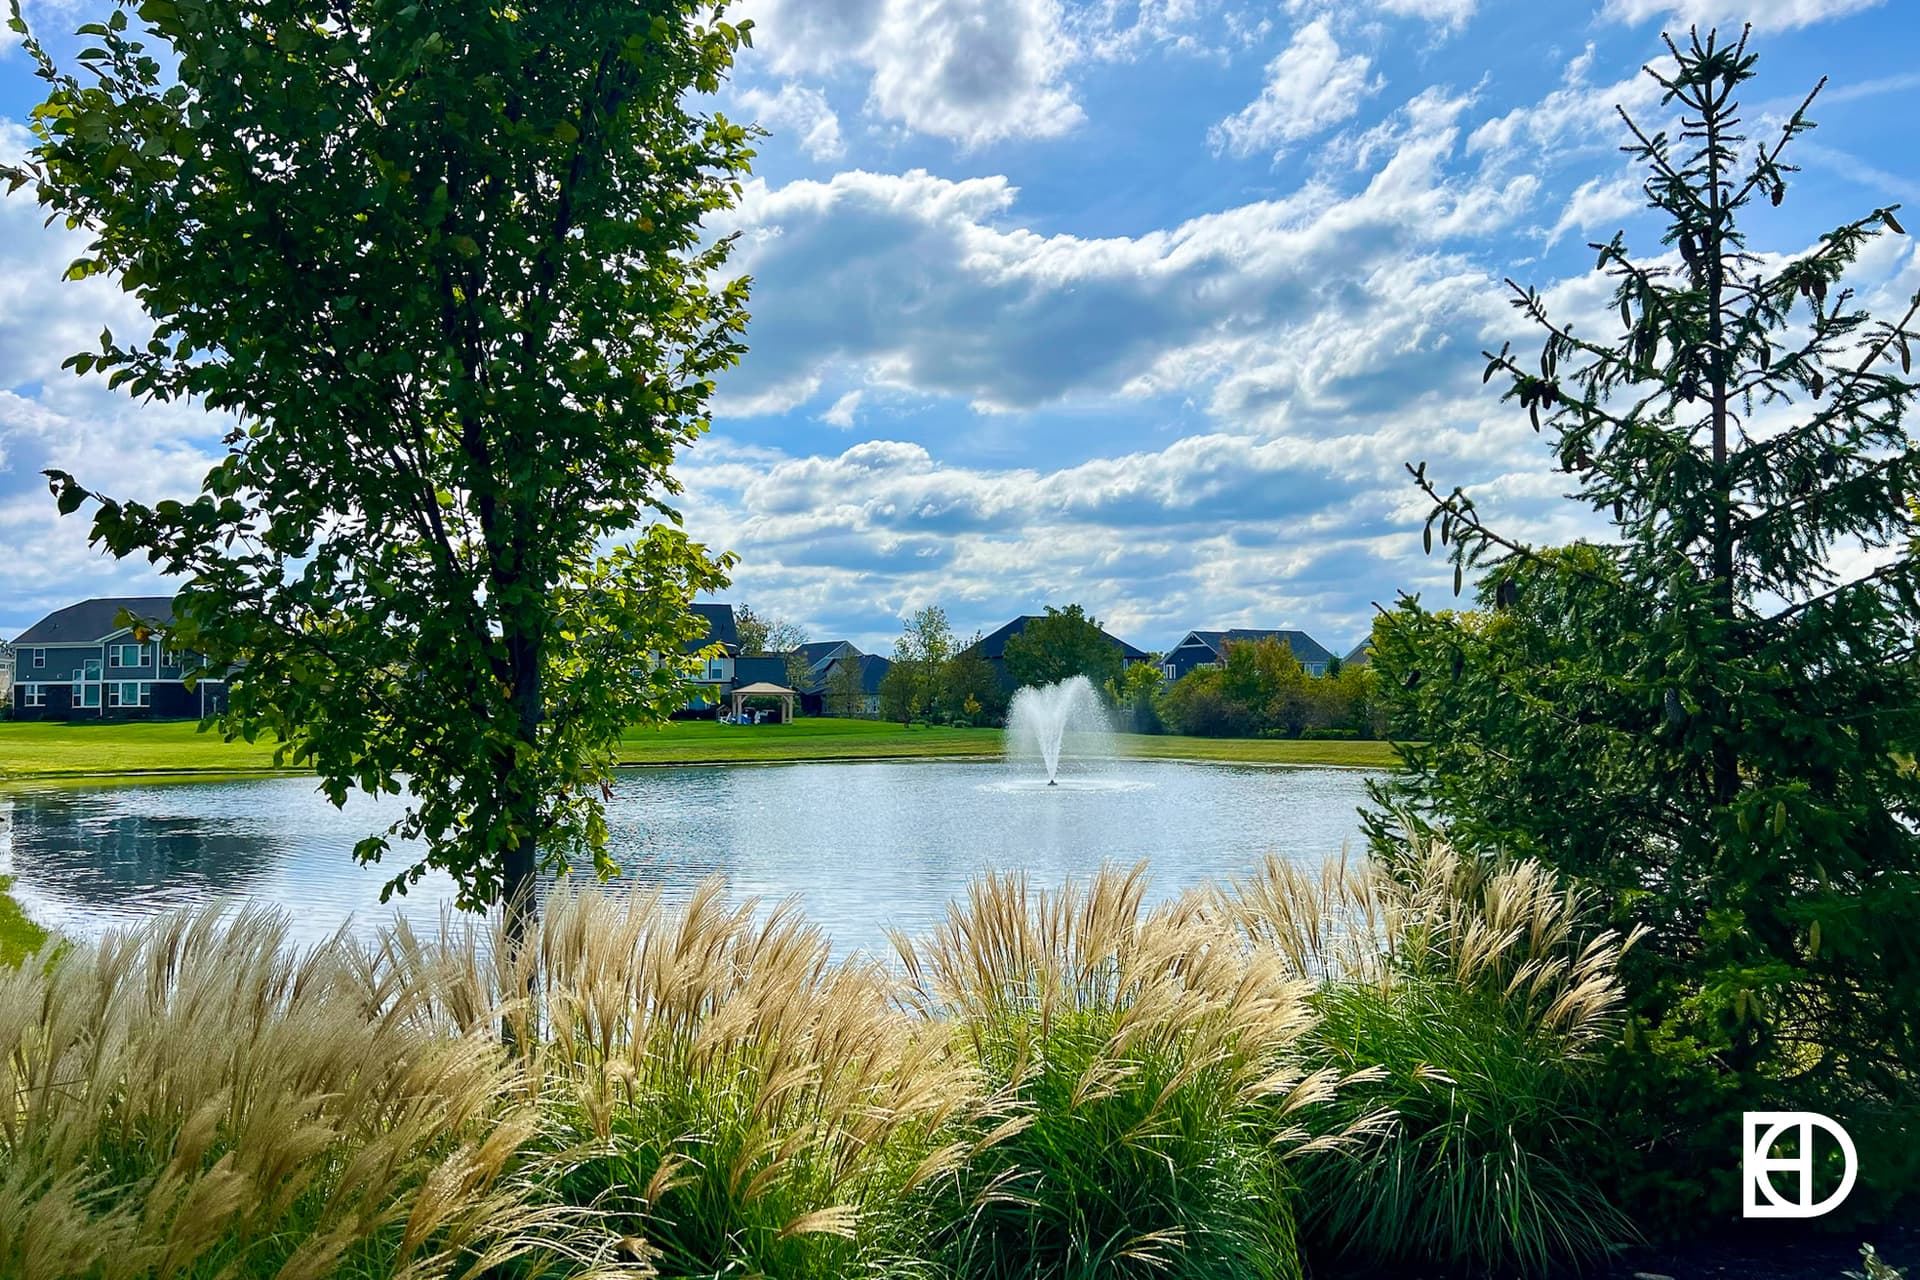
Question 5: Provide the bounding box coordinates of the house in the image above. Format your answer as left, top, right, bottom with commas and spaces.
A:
1160, 629, 1337, 682
674, 604, 805, 719
971, 615, 1151, 691
676, 602, 742, 714
799, 650, 892, 717
9, 596, 228, 721
1342, 639, 1371, 668
781, 640, 861, 716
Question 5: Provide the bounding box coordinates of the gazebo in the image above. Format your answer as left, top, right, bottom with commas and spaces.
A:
729, 681, 796, 723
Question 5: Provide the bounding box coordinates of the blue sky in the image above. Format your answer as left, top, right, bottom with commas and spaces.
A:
3, 0, 1917, 656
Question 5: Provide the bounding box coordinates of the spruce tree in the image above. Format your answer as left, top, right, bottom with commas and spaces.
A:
1369, 26, 1920, 1201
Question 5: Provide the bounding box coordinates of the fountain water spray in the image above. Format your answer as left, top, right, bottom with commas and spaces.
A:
1006, 675, 1114, 785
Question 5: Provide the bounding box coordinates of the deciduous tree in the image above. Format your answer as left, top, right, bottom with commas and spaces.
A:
6, 0, 757, 930
1002, 604, 1124, 691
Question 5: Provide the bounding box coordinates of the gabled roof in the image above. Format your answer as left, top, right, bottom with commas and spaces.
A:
683, 602, 739, 654
851, 652, 892, 694
1173, 628, 1336, 667
14, 596, 178, 646
1343, 639, 1371, 666
793, 639, 858, 670
973, 615, 1149, 661
801, 651, 892, 695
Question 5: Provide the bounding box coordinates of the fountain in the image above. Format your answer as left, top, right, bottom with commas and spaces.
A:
1006, 675, 1115, 786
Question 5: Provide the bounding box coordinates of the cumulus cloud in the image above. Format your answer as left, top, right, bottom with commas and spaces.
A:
1209, 20, 1383, 158
717, 85, 1538, 424
735, 82, 844, 161
741, 0, 1083, 147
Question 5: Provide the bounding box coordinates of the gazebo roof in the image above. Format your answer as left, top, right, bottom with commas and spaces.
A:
732, 681, 796, 696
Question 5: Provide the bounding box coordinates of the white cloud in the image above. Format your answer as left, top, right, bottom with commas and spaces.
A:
736, 82, 844, 162
1602, 0, 1882, 30
719, 86, 1537, 423
820, 390, 864, 428
1467, 46, 1662, 168
742, 0, 1083, 147
1209, 20, 1383, 158
1286, 0, 1477, 31
1547, 174, 1643, 246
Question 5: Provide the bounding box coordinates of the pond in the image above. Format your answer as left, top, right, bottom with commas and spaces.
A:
0, 759, 1384, 958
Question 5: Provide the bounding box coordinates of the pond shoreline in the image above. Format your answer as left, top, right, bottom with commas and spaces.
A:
0, 720, 1402, 782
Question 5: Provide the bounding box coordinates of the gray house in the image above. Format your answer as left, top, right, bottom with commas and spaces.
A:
1160, 628, 1337, 681
9, 596, 227, 721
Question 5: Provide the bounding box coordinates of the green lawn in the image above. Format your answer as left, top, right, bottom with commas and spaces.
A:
0, 877, 50, 967
0, 717, 1399, 781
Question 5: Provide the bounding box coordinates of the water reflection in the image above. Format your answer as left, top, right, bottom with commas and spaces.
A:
3, 760, 1381, 957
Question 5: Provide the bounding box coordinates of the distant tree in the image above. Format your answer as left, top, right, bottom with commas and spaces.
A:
734, 604, 806, 656
878, 660, 918, 726
961, 694, 982, 725
942, 635, 1005, 725
882, 605, 953, 721
1371, 28, 1920, 1202
1219, 637, 1310, 736
1002, 605, 1124, 690
827, 655, 866, 718
7, 0, 755, 930
1157, 666, 1237, 737
1106, 660, 1165, 734
783, 651, 817, 711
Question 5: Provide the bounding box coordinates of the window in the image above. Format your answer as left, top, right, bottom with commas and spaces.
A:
29, 648, 44, 668
706, 659, 727, 681
110, 642, 145, 668
21, 685, 45, 708
161, 646, 180, 667
78, 683, 101, 709
108, 681, 148, 709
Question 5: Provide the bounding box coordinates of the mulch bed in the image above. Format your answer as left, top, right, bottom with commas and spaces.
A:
1597, 1223, 1916, 1280
1320, 1222, 1916, 1279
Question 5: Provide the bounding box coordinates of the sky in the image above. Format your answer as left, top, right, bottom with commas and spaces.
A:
3, 0, 1918, 658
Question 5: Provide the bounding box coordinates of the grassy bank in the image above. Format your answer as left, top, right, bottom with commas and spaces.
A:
0, 877, 49, 966
1, 718, 1399, 781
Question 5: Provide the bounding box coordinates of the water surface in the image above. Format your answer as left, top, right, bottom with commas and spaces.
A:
1, 759, 1381, 957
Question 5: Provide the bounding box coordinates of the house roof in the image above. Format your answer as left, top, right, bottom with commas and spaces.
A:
801, 652, 892, 695
1343, 640, 1371, 666
683, 602, 739, 654
732, 680, 796, 696
793, 639, 858, 669
14, 596, 178, 646
972, 615, 1149, 661
1172, 628, 1337, 667
851, 653, 892, 694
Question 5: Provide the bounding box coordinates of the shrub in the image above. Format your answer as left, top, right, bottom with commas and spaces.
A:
1297, 728, 1357, 741
894, 866, 1337, 1280
0, 908, 617, 1280
512, 882, 970, 1280
1220, 838, 1638, 1277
